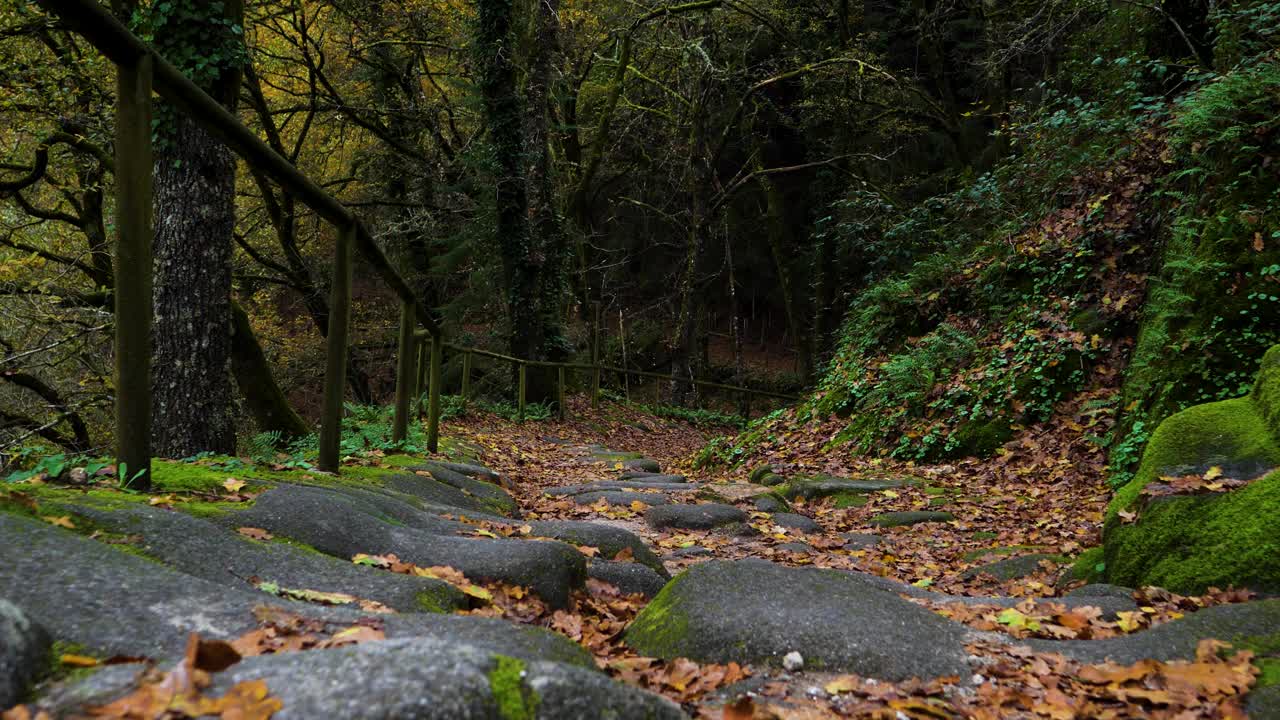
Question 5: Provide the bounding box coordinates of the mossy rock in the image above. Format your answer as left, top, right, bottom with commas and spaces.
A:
748, 465, 774, 484
623, 560, 971, 680
832, 492, 869, 509
1068, 547, 1108, 585
868, 510, 953, 528
941, 417, 1014, 460
781, 475, 911, 501
1105, 470, 1280, 594
1103, 345, 1280, 593
751, 492, 790, 513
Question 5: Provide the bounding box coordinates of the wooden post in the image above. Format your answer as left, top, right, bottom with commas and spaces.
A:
619, 309, 630, 402
427, 334, 442, 453
415, 336, 429, 417
114, 53, 154, 490
461, 350, 473, 402
591, 301, 601, 408
557, 365, 567, 420
518, 361, 527, 421
392, 300, 416, 443
318, 222, 355, 472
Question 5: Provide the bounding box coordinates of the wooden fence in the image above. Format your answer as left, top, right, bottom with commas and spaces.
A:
32, 0, 797, 485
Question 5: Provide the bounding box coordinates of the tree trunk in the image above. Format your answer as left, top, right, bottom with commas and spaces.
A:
477, 0, 546, 392
758, 166, 813, 382
670, 78, 711, 407
525, 0, 569, 402
150, 0, 243, 458
230, 301, 309, 442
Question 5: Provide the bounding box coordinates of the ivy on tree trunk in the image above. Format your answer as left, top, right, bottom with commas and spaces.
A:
147, 0, 245, 458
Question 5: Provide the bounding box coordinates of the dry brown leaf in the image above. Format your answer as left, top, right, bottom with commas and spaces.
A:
237, 527, 274, 541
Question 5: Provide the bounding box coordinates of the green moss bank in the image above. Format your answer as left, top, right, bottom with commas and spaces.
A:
487, 655, 538, 720
1102, 345, 1280, 594
623, 576, 691, 659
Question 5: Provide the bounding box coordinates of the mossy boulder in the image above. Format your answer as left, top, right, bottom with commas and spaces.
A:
751, 492, 790, 513
1105, 470, 1280, 593
1067, 547, 1108, 585
1103, 345, 1280, 594
645, 503, 747, 531
40, 638, 684, 720
868, 510, 954, 528
943, 417, 1014, 460
623, 560, 972, 680
780, 475, 911, 501
769, 512, 821, 534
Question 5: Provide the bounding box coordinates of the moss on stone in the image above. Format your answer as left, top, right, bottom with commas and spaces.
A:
832, 493, 868, 509
944, 417, 1014, 459
1101, 347, 1280, 592
1105, 469, 1280, 593
695, 487, 731, 504
1109, 397, 1280, 518
414, 589, 454, 614
488, 655, 538, 720
380, 454, 428, 468
39, 641, 101, 687
1069, 547, 1107, 584
1257, 658, 1280, 689
150, 459, 274, 494
267, 536, 325, 556
176, 499, 249, 519
624, 577, 692, 659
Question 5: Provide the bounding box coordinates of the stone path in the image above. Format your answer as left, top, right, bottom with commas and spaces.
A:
2, 433, 1277, 718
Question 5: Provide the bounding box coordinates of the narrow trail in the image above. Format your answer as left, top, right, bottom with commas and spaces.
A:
440, 399, 1274, 718
1, 397, 1275, 719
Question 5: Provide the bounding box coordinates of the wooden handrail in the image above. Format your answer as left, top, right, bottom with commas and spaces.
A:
35, 0, 441, 338
435, 339, 799, 402
34, 0, 797, 478
36, 0, 446, 471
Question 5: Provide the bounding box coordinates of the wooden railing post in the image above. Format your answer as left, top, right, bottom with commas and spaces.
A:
518, 361, 527, 421
427, 334, 442, 453
557, 365, 567, 420
461, 350, 473, 402
392, 300, 416, 443
415, 335, 429, 417
114, 53, 154, 490
318, 222, 355, 472
591, 301, 601, 408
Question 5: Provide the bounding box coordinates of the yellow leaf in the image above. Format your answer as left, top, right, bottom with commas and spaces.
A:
1204, 466, 1223, 481
60, 654, 99, 668
41, 515, 75, 529
824, 675, 861, 694
222, 478, 246, 492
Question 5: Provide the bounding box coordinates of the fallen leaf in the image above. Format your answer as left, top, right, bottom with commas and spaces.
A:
237, 527, 274, 541
59, 654, 100, 668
